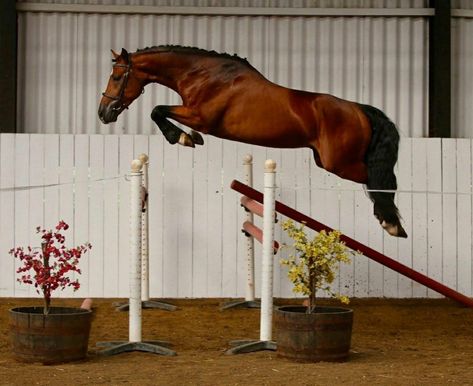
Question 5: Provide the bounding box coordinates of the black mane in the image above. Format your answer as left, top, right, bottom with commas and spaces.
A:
135, 45, 250, 67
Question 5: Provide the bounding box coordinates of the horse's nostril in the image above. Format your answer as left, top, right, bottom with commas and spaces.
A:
98, 103, 107, 115
98, 104, 106, 122
98, 102, 120, 124
98, 103, 112, 123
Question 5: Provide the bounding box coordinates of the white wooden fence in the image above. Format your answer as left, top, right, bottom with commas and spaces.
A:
0, 134, 471, 300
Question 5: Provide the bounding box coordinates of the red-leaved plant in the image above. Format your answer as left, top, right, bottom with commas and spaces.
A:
9, 221, 92, 315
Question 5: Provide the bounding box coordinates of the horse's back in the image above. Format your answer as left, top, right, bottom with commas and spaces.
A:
215, 79, 317, 147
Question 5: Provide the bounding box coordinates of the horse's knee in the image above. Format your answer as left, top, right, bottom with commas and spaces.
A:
151, 106, 160, 121
151, 105, 172, 122
151, 106, 164, 121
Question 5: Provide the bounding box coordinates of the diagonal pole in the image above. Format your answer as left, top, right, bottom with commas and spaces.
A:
230, 179, 473, 309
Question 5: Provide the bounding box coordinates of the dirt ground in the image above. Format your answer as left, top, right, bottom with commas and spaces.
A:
1, 298, 473, 386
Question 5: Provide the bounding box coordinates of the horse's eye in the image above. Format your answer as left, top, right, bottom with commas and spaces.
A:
112, 74, 122, 81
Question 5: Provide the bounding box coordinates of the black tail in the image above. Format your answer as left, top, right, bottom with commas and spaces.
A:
359, 104, 407, 238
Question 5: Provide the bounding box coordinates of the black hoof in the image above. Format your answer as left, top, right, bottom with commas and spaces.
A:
190, 130, 204, 146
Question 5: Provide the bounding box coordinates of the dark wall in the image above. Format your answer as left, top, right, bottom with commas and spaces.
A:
0, 1, 17, 133
429, 0, 451, 138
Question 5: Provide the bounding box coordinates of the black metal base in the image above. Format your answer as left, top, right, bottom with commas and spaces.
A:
113, 300, 178, 312
96, 340, 176, 356
225, 339, 277, 355
220, 299, 261, 310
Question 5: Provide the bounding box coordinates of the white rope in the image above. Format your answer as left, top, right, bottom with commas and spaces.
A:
277, 184, 472, 196
2, 174, 468, 196
0, 175, 124, 192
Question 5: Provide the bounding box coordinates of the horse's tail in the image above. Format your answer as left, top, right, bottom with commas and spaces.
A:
359, 103, 407, 238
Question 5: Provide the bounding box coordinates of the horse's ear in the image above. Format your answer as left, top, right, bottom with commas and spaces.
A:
120, 48, 129, 62
111, 49, 120, 60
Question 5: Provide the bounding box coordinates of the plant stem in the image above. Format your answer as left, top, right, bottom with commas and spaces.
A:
41, 242, 50, 315
308, 269, 316, 314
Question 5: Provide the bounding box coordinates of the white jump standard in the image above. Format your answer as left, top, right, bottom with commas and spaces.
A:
225, 160, 278, 355
221, 155, 260, 310
115, 153, 177, 312
96, 159, 176, 356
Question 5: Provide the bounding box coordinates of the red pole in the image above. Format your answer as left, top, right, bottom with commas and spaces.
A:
241, 196, 264, 218
231, 179, 473, 308
242, 221, 279, 254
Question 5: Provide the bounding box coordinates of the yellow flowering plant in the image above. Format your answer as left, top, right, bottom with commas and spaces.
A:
281, 219, 352, 313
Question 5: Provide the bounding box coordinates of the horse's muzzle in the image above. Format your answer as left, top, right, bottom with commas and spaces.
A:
98, 102, 120, 124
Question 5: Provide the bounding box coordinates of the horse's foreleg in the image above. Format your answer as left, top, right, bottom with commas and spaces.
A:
188, 130, 204, 146
150, 105, 204, 147
163, 105, 207, 145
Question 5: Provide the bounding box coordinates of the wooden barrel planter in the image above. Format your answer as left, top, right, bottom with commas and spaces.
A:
9, 306, 93, 364
274, 305, 353, 362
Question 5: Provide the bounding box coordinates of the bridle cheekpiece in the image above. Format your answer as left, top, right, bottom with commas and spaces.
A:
102, 62, 132, 111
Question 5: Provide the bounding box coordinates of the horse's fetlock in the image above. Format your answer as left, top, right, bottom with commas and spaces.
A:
178, 133, 195, 148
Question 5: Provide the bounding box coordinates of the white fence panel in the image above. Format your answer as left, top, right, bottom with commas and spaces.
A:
412, 138, 428, 297
117, 136, 133, 297
89, 135, 105, 297
442, 140, 458, 291
397, 138, 413, 298
0, 136, 16, 297
103, 135, 120, 297
426, 138, 443, 298
1, 134, 473, 301
14, 135, 30, 297
28, 135, 44, 297
457, 139, 472, 295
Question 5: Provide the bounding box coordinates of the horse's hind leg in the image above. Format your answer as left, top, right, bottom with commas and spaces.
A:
311, 146, 368, 184
151, 105, 204, 147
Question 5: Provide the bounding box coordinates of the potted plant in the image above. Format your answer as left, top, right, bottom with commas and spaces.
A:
8, 221, 93, 364
275, 219, 354, 362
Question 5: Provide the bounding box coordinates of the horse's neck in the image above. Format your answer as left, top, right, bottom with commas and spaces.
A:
135, 51, 194, 92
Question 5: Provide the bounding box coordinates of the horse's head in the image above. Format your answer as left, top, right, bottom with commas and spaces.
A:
98, 48, 145, 124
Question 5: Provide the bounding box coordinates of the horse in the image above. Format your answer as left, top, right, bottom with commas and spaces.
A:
98, 45, 407, 238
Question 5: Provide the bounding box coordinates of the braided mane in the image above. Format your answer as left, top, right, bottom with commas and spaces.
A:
135, 45, 250, 66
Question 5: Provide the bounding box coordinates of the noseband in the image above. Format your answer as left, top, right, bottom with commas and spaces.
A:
102, 62, 136, 111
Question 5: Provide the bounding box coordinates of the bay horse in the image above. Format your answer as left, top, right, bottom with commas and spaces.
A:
98, 45, 407, 238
